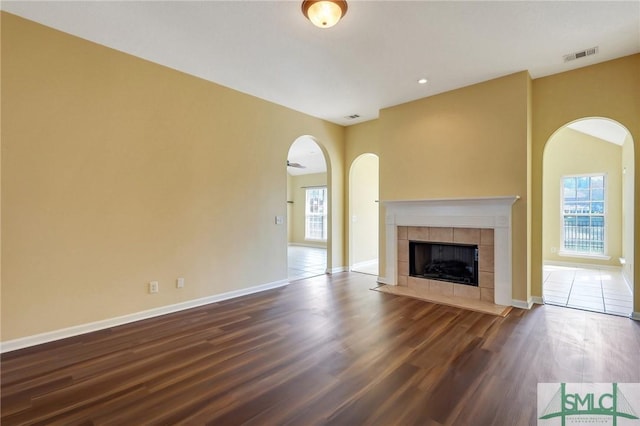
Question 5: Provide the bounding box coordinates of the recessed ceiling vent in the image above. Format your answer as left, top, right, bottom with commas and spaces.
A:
563, 46, 598, 62
344, 114, 360, 120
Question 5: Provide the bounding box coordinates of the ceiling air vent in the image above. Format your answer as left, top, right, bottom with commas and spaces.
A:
344, 114, 360, 120
563, 46, 599, 62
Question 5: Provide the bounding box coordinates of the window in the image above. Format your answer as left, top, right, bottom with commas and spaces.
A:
305, 187, 327, 241
561, 174, 605, 255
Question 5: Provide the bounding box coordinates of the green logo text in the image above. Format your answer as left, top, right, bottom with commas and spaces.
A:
539, 383, 639, 426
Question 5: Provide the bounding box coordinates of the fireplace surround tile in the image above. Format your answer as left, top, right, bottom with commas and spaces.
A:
397, 239, 409, 262
429, 280, 454, 297
479, 245, 494, 272
481, 228, 494, 246
402, 225, 490, 301
397, 226, 408, 240
407, 226, 429, 241
453, 283, 481, 300
453, 228, 481, 245
481, 288, 495, 303
382, 196, 519, 307
429, 227, 453, 243
397, 275, 408, 286
398, 261, 409, 277
407, 276, 425, 290
479, 271, 495, 289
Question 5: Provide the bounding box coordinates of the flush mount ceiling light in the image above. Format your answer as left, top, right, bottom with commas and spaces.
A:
302, 0, 348, 28
418, 78, 428, 84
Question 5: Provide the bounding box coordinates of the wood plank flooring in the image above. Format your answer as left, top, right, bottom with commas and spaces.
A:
2, 272, 639, 425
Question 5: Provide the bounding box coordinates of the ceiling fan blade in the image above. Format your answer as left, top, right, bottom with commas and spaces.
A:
287, 161, 306, 168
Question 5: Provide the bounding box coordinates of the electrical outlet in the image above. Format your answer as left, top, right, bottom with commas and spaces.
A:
177, 277, 185, 288
149, 281, 159, 294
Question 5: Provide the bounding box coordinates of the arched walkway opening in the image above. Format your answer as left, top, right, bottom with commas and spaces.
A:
349, 153, 379, 275
286, 136, 329, 281
542, 117, 634, 316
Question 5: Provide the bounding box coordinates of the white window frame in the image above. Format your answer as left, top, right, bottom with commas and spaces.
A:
559, 173, 609, 259
304, 186, 328, 242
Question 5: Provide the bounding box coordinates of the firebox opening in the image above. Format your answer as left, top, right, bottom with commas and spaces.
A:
409, 241, 479, 286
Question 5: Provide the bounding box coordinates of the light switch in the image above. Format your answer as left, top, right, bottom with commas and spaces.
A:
275, 216, 284, 225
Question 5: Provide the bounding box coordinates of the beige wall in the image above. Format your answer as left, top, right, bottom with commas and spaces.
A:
349, 154, 379, 266
344, 120, 380, 269
621, 133, 635, 285
532, 54, 639, 311
288, 173, 328, 248
378, 72, 531, 303
543, 127, 622, 266
287, 173, 293, 241
526, 76, 533, 300
1, 13, 345, 341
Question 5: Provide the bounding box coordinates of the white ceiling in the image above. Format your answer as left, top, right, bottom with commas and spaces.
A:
287, 136, 326, 176
567, 118, 630, 145
3, 0, 639, 129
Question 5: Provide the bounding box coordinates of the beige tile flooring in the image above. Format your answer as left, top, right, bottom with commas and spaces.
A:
288, 246, 379, 280
288, 245, 327, 282
543, 264, 633, 317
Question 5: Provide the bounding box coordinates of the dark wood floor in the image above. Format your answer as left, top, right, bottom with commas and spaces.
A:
2, 272, 639, 425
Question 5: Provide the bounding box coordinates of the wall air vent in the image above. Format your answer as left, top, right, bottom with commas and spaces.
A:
344, 114, 360, 120
563, 46, 599, 62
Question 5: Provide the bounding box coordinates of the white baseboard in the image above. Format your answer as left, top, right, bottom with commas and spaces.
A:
377, 276, 393, 285
544, 260, 622, 271
632, 312, 640, 321
531, 296, 544, 305
288, 243, 327, 249
512, 299, 534, 309
0, 279, 289, 354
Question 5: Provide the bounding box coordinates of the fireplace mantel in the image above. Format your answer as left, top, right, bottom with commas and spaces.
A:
380, 196, 520, 306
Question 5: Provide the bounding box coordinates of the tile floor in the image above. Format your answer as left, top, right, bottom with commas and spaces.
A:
288, 245, 327, 282
543, 264, 633, 317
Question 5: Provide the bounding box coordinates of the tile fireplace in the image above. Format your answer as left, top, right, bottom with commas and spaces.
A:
380, 197, 519, 306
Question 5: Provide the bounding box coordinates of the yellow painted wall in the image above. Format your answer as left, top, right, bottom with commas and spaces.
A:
344, 120, 380, 268
288, 173, 328, 248
344, 119, 380, 163
1, 13, 345, 341
526, 76, 533, 301
532, 54, 639, 311
287, 173, 293, 241
543, 128, 622, 266
378, 72, 531, 303
621, 133, 635, 285
324, 140, 345, 274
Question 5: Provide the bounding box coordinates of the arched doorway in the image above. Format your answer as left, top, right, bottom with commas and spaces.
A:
349, 153, 379, 275
542, 117, 634, 316
286, 136, 329, 281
